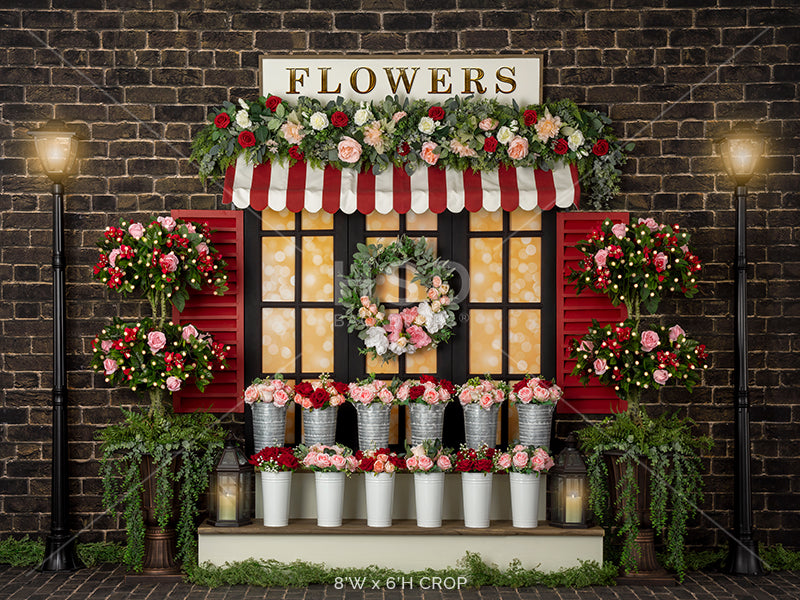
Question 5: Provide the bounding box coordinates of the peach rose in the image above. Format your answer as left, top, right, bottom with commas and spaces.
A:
420, 141, 439, 166
337, 136, 362, 163
507, 135, 529, 160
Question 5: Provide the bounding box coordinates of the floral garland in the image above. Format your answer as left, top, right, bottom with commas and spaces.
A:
191, 95, 633, 210
340, 236, 458, 360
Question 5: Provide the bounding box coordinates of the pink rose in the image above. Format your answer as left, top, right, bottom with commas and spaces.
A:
422, 387, 439, 405
103, 358, 118, 375
579, 339, 594, 352
401, 306, 419, 327
147, 331, 167, 353
273, 389, 290, 407
594, 248, 609, 268
436, 455, 452, 471
315, 453, 332, 469
101, 340, 113, 353
243, 385, 259, 404
497, 453, 512, 470
512, 452, 528, 469
637, 217, 660, 232
360, 296, 370, 307
653, 252, 668, 272
384, 313, 403, 343
166, 376, 182, 392
407, 325, 432, 349
396, 384, 409, 401
378, 387, 394, 404
196, 242, 209, 255
611, 223, 626, 239
420, 141, 439, 166
181, 324, 198, 341
479, 118, 498, 131
330, 454, 346, 470
549, 384, 563, 402
653, 369, 671, 385
157, 216, 177, 232
185, 223, 196, 234
406, 456, 418, 470
159, 252, 179, 273
391, 111, 407, 124
669, 325, 685, 342
432, 275, 442, 288
533, 386, 550, 403
128, 222, 145, 239
459, 389, 473, 405
280, 121, 305, 144
531, 455, 546, 471
418, 456, 434, 471
516, 386, 533, 403
337, 136, 362, 163
108, 248, 120, 267
640, 330, 660, 352
507, 136, 529, 160
593, 358, 608, 375
479, 394, 495, 410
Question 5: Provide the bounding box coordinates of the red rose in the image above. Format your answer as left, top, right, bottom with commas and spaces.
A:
419, 375, 437, 385
289, 145, 304, 161
440, 379, 455, 395
295, 382, 314, 397
397, 142, 410, 156
360, 456, 376, 471
523, 109, 537, 127
214, 113, 230, 128
428, 106, 445, 121
483, 136, 498, 153
331, 111, 349, 127
238, 131, 256, 148
455, 460, 472, 472
408, 385, 425, 400
512, 380, 527, 393
553, 138, 569, 155
310, 388, 330, 409
474, 459, 493, 472
332, 381, 349, 395
592, 139, 609, 156
264, 95, 282, 112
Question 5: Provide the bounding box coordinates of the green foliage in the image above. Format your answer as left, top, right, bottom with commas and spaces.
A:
761, 544, 800, 572
77, 542, 126, 567
0, 536, 44, 566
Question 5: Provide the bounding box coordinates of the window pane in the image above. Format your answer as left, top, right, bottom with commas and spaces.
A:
367, 237, 400, 302
510, 208, 542, 232
261, 308, 295, 374
261, 209, 296, 231
366, 211, 400, 231
406, 211, 437, 230
406, 345, 437, 374
366, 352, 398, 375
470, 309, 502, 374
301, 236, 334, 302
262, 237, 295, 301
508, 237, 541, 303
508, 309, 541, 375
469, 209, 503, 232
470, 238, 503, 303
405, 239, 436, 302
301, 309, 334, 373
301, 210, 334, 230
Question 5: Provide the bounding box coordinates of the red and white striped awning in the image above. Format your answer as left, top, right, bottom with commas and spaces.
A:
222, 156, 579, 214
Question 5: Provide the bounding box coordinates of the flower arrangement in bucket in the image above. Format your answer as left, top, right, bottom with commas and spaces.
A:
244, 375, 293, 451
457, 376, 508, 449
405, 440, 455, 528
294, 374, 349, 446
355, 448, 406, 527
568, 217, 711, 581
509, 376, 563, 450
348, 374, 397, 451
495, 445, 555, 528
397, 375, 456, 446
454, 444, 499, 528
295, 443, 358, 527
249, 446, 300, 527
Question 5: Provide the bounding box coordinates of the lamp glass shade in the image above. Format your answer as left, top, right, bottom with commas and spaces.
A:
30, 120, 79, 183
208, 439, 253, 527
718, 127, 766, 187
549, 433, 589, 528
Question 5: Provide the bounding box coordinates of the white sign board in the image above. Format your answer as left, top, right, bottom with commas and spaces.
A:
260, 55, 542, 105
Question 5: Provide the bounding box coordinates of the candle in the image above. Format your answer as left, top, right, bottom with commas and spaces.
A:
565, 492, 582, 523
218, 485, 237, 521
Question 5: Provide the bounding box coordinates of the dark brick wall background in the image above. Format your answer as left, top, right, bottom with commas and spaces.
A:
1, 1, 798, 552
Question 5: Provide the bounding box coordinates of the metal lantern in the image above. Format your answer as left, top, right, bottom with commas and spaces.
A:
550, 432, 589, 529
208, 437, 253, 527
717, 124, 766, 187
30, 119, 79, 184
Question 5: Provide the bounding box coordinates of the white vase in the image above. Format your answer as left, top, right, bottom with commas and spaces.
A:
364, 472, 395, 527
414, 471, 445, 528
509, 471, 541, 528
314, 471, 346, 527
260, 471, 292, 527
461, 472, 493, 528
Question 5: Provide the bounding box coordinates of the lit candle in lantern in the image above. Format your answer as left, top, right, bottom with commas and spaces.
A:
218, 483, 237, 521
565, 492, 582, 523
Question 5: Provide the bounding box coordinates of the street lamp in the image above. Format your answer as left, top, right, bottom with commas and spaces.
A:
30, 119, 84, 572
716, 124, 766, 576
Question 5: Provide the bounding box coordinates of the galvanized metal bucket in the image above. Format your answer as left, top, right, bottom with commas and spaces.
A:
302, 405, 338, 446
355, 403, 391, 451
463, 403, 500, 449
251, 402, 287, 452
409, 403, 446, 446
516, 403, 555, 450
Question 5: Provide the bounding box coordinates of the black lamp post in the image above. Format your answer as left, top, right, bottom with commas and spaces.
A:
30, 119, 84, 572
717, 124, 766, 576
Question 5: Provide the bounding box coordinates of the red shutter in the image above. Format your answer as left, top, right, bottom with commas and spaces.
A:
171, 210, 244, 414
556, 212, 629, 414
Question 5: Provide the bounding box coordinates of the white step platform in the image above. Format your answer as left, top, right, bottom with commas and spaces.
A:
198, 472, 604, 573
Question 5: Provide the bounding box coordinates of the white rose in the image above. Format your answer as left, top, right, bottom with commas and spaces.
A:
235, 109, 251, 129
354, 108, 373, 127
497, 126, 514, 144
417, 302, 447, 334
238, 98, 248, 110
309, 111, 329, 131
364, 327, 389, 356
568, 130, 585, 151
418, 116, 436, 135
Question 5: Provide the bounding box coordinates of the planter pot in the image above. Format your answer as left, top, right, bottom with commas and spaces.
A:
413, 472, 445, 528
140, 454, 181, 575
463, 403, 500, 449
409, 403, 446, 446
364, 472, 395, 527
260, 471, 292, 527
314, 471, 346, 527
516, 403, 555, 450
355, 403, 391, 451
509, 471, 541, 528
461, 472, 493, 528
251, 402, 287, 452
302, 405, 338, 446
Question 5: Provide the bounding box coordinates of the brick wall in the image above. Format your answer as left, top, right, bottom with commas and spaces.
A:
1, 1, 798, 550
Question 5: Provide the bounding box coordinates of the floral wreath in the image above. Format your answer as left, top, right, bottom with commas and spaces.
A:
340, 236, 458, 360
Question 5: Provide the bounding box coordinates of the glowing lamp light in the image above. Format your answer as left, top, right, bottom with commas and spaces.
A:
30, 120, 79, 184
208, 437, 253, 527
717, 125, 766, 187
550, 432, 589, 529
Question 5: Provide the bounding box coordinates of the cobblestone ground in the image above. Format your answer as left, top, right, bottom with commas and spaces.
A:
1, 565, 800, 600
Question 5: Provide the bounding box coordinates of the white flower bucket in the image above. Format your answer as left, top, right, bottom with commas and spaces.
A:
355, 403, 391, 451
509, 471, 541, 528
251, 402, 287, 452
516, 403, 555, 450
260, 471, 292, 527
461, 472, 493, 528
413, 471, 445, 528
303, 405, 338, 446
409, 403, 446, 446
314, 471, 346, 527
463, 403, 500, 449
364, 472, 395, 527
